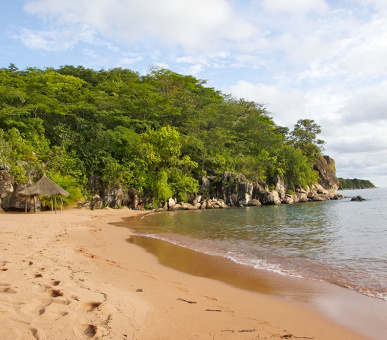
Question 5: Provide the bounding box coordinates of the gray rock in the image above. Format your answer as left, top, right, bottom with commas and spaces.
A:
312, 194, 329, 201
2, 182, 36, 211
250, 199, 261, 206
296, 192, 308, 202
262, 191, 281, 205
0, 170, 14, 199
351, 195, 365, 201
282, 195, 294, 204
168, 197, 176, 209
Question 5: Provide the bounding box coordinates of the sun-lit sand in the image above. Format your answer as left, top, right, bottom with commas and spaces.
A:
0, 207, 368, 339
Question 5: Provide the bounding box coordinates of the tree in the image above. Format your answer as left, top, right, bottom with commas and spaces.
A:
289, 119, 324, 162
141, 126, 198, 203
278, 145, 320, 189
0, 65, 327, 205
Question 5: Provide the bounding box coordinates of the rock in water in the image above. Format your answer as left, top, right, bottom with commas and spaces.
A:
351, 195, 365, 201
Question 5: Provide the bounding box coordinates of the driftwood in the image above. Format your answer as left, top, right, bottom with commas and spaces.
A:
281, 334, 314, 339
177, 298, 197, 304
239, 328, 256, 333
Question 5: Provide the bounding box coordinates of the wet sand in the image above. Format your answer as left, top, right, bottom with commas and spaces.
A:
0, 208, 380, 339
129, 234, 387, 340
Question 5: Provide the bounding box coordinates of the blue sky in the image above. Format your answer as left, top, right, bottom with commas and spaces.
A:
1, 0, 387, 187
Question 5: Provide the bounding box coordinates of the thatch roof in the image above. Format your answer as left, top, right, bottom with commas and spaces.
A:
19, 173, 70, 197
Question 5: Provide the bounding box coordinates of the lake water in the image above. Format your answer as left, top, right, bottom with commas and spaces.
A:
128, 188, 387, 302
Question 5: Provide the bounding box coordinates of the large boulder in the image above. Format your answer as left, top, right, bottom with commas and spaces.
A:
104, 185, 129, 208
1, 182, 36, 211
282, 195, 294, 204
167, 197, 176, 210
128, 188, 139, 210
0, 170, 14, 199
312, 194, 329, 201
201, 176, 211, 193
296, 192, 308, 202
90, 194, 103, 210
0, 170, 15, 210
250, 198, 261, 206
274, 175, 286, 198
351, 195, 365, 201
262, 190, 281, 205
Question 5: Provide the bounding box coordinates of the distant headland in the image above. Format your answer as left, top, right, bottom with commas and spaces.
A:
338, 178, 376, 190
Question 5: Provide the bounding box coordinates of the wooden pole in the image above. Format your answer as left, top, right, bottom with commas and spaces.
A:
25, 197, 27, 213
55, 196, 57, 214
61, 197, 63, 213
33, 196, 37, 214
51, 198, 53, 212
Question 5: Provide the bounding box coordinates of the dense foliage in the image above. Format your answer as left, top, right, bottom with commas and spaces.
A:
0, 65, 325, 205
338, 178, 376, 190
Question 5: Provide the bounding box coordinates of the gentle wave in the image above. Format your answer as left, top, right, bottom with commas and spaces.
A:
135, 230, 387, 301
130, 188, 387, 302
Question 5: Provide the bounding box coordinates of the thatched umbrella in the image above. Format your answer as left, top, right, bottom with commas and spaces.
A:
19, 173, 70, 213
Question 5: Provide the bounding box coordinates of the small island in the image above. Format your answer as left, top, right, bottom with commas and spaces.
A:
338, 178, 376, 190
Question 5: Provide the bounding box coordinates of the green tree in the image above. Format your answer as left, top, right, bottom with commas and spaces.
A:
289, 119, 324, 162
278, 145, 320, 189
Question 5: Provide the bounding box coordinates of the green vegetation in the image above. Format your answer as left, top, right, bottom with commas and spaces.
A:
0, 64, 325, 205
338, 178, 376, 190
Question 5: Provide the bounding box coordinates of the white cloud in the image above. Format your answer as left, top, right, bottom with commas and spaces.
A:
261, 0, 329, 17
329, 134, 387, 154
23, 0, 257, 53
354, 0, 387, 13
18, 28, 75, 51
17, 23, 118, 52
339, 81, 387, 125
119, 52, 144, 66
227, 81, 307, 127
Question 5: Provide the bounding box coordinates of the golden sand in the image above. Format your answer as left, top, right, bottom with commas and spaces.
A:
0, 208, 368, 339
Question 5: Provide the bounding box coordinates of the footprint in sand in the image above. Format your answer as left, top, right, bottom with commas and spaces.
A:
202, 295, 219, 301
0, 261, 9, 271
50, 289, 63, 298
28, 327, 47, 340
47, 288, 71, 305
0, 284, 17, 294
3, 287, 17, 294
84, 324, 98, 337
82, 301, 102, 312
38, 304, 69, 320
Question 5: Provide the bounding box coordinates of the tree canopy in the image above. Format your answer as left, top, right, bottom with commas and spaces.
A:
0, 65, 325, 205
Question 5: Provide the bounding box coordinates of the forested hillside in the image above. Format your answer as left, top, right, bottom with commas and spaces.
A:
338, 178, 376, 190
0, 65, 324, 206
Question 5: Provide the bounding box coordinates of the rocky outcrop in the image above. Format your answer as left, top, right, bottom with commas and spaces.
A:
1, 170, 14, 210
102, 184, 130, 208
314, 156, 339, 192
1, 153, 343, 212
262, 190, 281, 205
1, 181, 37, 211
0, 170, 14, 198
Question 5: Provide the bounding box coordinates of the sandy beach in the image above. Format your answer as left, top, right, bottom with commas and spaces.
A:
0, 208, 370, 339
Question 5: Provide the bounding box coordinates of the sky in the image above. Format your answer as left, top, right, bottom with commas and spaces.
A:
1, 0, 387, 187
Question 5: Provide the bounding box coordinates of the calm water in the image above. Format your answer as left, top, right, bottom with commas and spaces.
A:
130, 188, 387, 301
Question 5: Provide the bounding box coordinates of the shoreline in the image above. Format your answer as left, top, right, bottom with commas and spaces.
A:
0, 208, 378, 339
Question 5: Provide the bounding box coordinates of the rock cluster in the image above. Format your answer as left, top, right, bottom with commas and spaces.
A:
0, 155, 342, 211
156, 156, 343, 211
